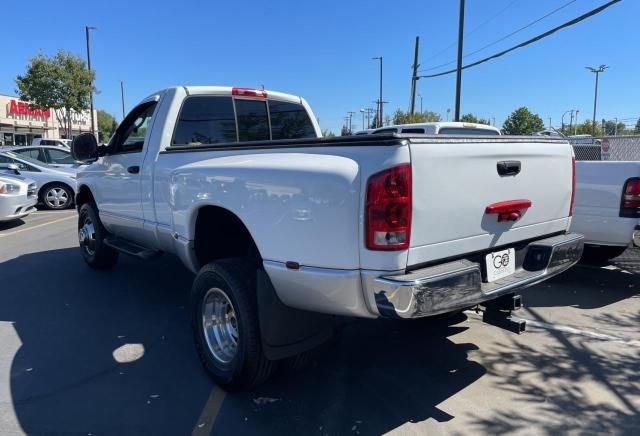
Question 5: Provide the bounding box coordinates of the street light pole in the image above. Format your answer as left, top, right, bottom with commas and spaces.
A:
454, 0, 465, 121
85, 25, 97, 138
561, 109, 572, 134
347, 111, 355, 134
574, 109, 579, 135
119, 80, 126, 119
586, 64, 608, 136
418, 93, 423, 113
372, 56, 383, 127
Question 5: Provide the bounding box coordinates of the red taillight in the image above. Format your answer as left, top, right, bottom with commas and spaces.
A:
569, 157, 576, 216
366, 164, 412, 250
622, 178, 640, 209
232, 87, 268, 98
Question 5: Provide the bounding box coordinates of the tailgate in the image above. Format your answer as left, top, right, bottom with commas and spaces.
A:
407, 137, 573, 266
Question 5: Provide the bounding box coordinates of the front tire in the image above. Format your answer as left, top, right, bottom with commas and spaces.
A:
191, 259, 277, 390
41, 183, 73, 210
78, 203, 119, 269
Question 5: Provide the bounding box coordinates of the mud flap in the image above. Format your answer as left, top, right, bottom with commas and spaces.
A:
256, 269, 333, 360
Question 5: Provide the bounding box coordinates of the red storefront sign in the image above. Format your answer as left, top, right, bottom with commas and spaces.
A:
8, 99, 51, 118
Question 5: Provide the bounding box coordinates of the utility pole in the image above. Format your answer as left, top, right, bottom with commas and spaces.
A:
119, 80, 126, 119
85, 26, 97, 138
409, 36, 420, 115
586, 65, 608, 136
446, 108, 451, 121
359, 109, 366, 130
549, 117, 552, 129
454, 0, 465, 121
569, 109, 574, 134
561, 109, 572, 134
574, 109, 579, 135
347, 111, 355, 133
417, 94, 423, 113
372, 57, 383, 127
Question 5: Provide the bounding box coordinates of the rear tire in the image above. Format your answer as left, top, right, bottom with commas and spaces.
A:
191, 259, 277, 390
78, 203, 119, 269
580, 245, 627, 265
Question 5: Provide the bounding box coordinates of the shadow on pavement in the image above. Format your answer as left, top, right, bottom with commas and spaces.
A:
1, 248, 487, 435
467, 306, 640, 434
522, 259, 639, 310
0, 218, 25, 232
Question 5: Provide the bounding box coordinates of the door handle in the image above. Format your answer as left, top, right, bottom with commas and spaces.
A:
497, 161, 521, 176
127, 166, 140, 174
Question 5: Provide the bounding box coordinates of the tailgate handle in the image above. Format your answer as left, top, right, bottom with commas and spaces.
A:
486, 199, 531, 222
497, 161, 521, 176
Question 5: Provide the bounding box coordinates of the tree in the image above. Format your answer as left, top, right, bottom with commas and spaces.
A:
340, 125, 351, 136
602, 119, 627, 136
321, 129, 335, 138
635, 119, 640, 135
392, 109, 441, 125
97, 110, 118, 143
573, 120, 602, 136
460, 113, 491, 125
16, 49, 95, 139
502, 107, 545, 135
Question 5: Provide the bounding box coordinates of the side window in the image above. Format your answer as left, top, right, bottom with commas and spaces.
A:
46, 148, 75, 164
110, 102, 158, 153
400, 128, 426, 134
173, 97, 236, 146
268, 100, 316, 139
372, 128, 398, 135
15, 149, 42, 161
235, 99, 270, 142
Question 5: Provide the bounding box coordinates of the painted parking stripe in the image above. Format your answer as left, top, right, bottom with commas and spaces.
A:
191, 385, 227, 435
0, 214, 76, 238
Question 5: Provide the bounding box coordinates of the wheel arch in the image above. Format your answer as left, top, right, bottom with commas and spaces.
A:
191, 204, 262, 269
75, 184, 96, 210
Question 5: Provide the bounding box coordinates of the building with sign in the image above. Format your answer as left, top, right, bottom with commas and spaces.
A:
0, 93, 98, 146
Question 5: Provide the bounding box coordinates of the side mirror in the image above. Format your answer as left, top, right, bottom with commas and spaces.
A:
7, 163, 20, 175
71, 133, 99, 162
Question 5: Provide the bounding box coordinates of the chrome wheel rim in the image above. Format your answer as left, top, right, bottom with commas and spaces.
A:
79, 217, 96, 256
45, 187, 69, 208
201, 288, 239, 364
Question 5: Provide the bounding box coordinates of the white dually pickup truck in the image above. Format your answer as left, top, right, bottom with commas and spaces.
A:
71, 86, 583, 389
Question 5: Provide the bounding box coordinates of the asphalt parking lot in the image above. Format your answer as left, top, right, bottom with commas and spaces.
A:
0, 211, 638, 435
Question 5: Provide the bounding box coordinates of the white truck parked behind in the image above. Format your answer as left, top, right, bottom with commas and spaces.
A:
571, 161, 640, 262
71, 86, 583, 389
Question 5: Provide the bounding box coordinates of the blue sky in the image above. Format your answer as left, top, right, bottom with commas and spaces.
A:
2, 0, 637, 134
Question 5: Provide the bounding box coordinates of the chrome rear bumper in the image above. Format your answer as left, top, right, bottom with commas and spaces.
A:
374, 233, 584, 319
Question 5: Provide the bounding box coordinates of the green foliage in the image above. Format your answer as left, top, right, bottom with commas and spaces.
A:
460, 113, 491, 125
573, 120, 602, 136
16, 49, 96, 138
321, 129, 335, 138
97, 110, 118, 143
340, 125, 351, 136
502, 107, 545, 135
635, 119, 640, 134
392, 109, 441, 125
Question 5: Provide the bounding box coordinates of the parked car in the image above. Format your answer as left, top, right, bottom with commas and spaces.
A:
0, 151, 78, 210
571, 161, 640, 263
0, 170, 38, 222
71, 86, 583, 389
370, 122, 501, 135
32, 138, 72, 148
0, 145, 83, 168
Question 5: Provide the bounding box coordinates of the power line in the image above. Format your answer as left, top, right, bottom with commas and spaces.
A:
421, 0, 577, 73
419, 0, 621, 79
428, 0, 521, 62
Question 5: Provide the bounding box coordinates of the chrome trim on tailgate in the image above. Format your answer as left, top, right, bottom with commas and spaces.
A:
374, 233, 584, 319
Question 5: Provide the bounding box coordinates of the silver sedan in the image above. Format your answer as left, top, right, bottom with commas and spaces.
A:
0, 151, 78, 210
0, 173, 38, 222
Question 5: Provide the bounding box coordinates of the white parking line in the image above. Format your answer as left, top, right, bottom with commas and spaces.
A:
0, 214, 76, 238
191, 385, 227, 435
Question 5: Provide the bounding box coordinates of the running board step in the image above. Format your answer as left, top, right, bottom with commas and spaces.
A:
103, 237, 161, 260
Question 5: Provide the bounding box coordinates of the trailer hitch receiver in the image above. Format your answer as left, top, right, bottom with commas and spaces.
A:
482, 293, 526, 334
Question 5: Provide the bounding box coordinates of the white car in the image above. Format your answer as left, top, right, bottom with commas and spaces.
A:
370, 121, 501, 135
0, 172, 37, 222
0, 151, 78, 210
571, 161, 640, 262
70, 86, 582, 389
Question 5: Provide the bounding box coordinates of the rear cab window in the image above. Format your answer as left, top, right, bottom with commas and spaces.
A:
172, 94, 316, 147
